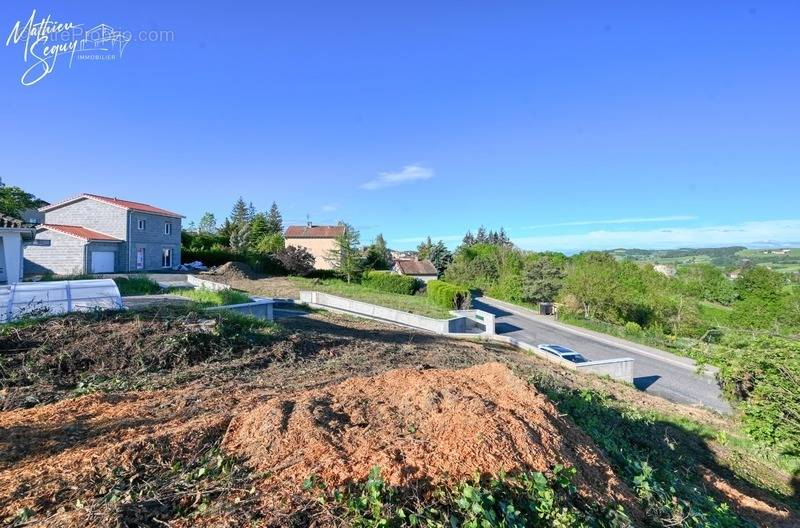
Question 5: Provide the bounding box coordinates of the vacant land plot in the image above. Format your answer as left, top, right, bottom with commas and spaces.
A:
1, 308, 797, 527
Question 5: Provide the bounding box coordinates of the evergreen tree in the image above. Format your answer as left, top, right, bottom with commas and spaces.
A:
428, 240, 453, 274
266, 201, 283, 234
247, 202, 257, 223
462, 230, 476, 247
417, 236, 433, 260
475, 226, 488, 244
326, 221, 362, 282
364, 233, 392, 270
249, 212, 269, 249
229, 221, 252, 253
229, 197, 250, 227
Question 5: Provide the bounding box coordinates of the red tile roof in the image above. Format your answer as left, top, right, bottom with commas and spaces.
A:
41, 224, 123, 242
285, 225, 346, 238
41, 194, 183, 218
394, 259, 438, 276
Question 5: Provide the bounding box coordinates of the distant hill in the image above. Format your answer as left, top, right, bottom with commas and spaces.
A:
610, 246, 800, 272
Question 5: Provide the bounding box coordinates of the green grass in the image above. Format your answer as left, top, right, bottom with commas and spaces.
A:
557, 312, 696, 354
289, 277, 453, 318
113, 276, 162, 296
166, 288, 252, 307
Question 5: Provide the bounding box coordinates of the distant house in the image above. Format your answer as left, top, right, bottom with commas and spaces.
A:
726, 270, 742, 280
392, 259, 439, 283
0, 214, 35, 284
284, 223, 345, 270
24, 193, 183, 275
653, 264, 677, 278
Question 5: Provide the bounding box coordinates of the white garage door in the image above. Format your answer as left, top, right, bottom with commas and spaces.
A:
91, 251, 115, 273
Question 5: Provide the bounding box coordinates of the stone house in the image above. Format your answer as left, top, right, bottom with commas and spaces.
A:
24, 194, 183, 275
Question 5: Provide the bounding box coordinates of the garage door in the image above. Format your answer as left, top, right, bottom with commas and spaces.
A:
91, 251, 115, 273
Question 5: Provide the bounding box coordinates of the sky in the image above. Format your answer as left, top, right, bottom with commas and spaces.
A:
1, 1, 799, 252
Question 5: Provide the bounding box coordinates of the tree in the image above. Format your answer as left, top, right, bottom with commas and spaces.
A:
364, 234, 392, 270
417, 237, 433, 260
265, 202, 283, 234
249, 212, 269, 248
254, 232, 285, 254
229, 222, 251, 253
277, 245, 315, 275
247, 202, 257, 223
326, 221, 362, 282
561, 252, 628, 320
229, 197, 250, 227
428, 240, 453, 274
475, 226, 488, 244
731, 267, 787, 330
462, 230, 476, 247
197, 212, 218, 234
0, 179, 48, 218
522, 257, 565, 303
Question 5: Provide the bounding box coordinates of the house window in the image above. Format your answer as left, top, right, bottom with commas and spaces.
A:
136, 248, 146, 270
137, 219, 146, 230
164, 222, 172, 235
161, 248, 173, 268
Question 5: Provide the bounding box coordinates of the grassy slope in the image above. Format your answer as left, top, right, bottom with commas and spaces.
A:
289, 276, 453, 318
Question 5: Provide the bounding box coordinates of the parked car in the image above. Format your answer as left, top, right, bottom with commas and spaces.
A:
537, 344, 588, 364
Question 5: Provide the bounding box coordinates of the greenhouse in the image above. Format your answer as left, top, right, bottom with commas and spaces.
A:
0, 279, 123, 323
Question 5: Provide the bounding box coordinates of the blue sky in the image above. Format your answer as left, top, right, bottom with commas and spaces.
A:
1, 1, 799, 251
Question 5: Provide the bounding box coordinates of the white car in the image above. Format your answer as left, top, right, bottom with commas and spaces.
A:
537, 344, 588, 364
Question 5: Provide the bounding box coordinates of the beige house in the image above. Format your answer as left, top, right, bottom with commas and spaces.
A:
392, 259, 439, 283
284, 224, 345, 270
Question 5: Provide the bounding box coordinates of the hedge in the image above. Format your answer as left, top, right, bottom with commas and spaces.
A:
362, 270, 420, 295
427, 280, 471, 310
182, 249, 287, 275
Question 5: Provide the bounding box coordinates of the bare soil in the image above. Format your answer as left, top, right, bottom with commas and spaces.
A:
201, 262, 261, 283
205, 274, 301, 299
1, 309, 797, 527
223, 362, 639, 514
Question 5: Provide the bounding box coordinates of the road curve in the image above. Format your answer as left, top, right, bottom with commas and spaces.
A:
473, 297, 731, 414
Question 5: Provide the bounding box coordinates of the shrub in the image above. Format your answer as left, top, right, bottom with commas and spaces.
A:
428, 280, 471, 310
276, 245, 315, 276
362, 270, 420, 295
244, 253, 287, 275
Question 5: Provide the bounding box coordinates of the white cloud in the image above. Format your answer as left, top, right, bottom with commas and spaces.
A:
361, 164, 433, 190
321, 204, 338, 212
512, 219, 800, 252
528, 215, 697, 229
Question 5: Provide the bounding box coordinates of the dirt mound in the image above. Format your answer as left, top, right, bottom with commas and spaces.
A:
222, 362, 639, 512
0, 388, 237, 524
204, 261, 258, 281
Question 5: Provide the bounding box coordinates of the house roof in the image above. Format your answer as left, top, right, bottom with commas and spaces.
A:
285, 225, 346, 238
40, 193, 184, 218
0, 214, 25, 228
394, 259, 438, 276
41, 224, 123, 242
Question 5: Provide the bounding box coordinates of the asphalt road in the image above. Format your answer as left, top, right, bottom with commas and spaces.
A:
473, 297, 731, 413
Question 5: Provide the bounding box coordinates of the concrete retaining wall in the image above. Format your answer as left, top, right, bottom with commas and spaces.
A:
576, 358, 634, 383
300, 291, 468, 334
451, 309, 496, 335
187, 275, 231, 291
299, 290, 633, 384
206, 298, 274, 321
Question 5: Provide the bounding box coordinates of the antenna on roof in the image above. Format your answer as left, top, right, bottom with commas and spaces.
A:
306, 213, 311, 227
